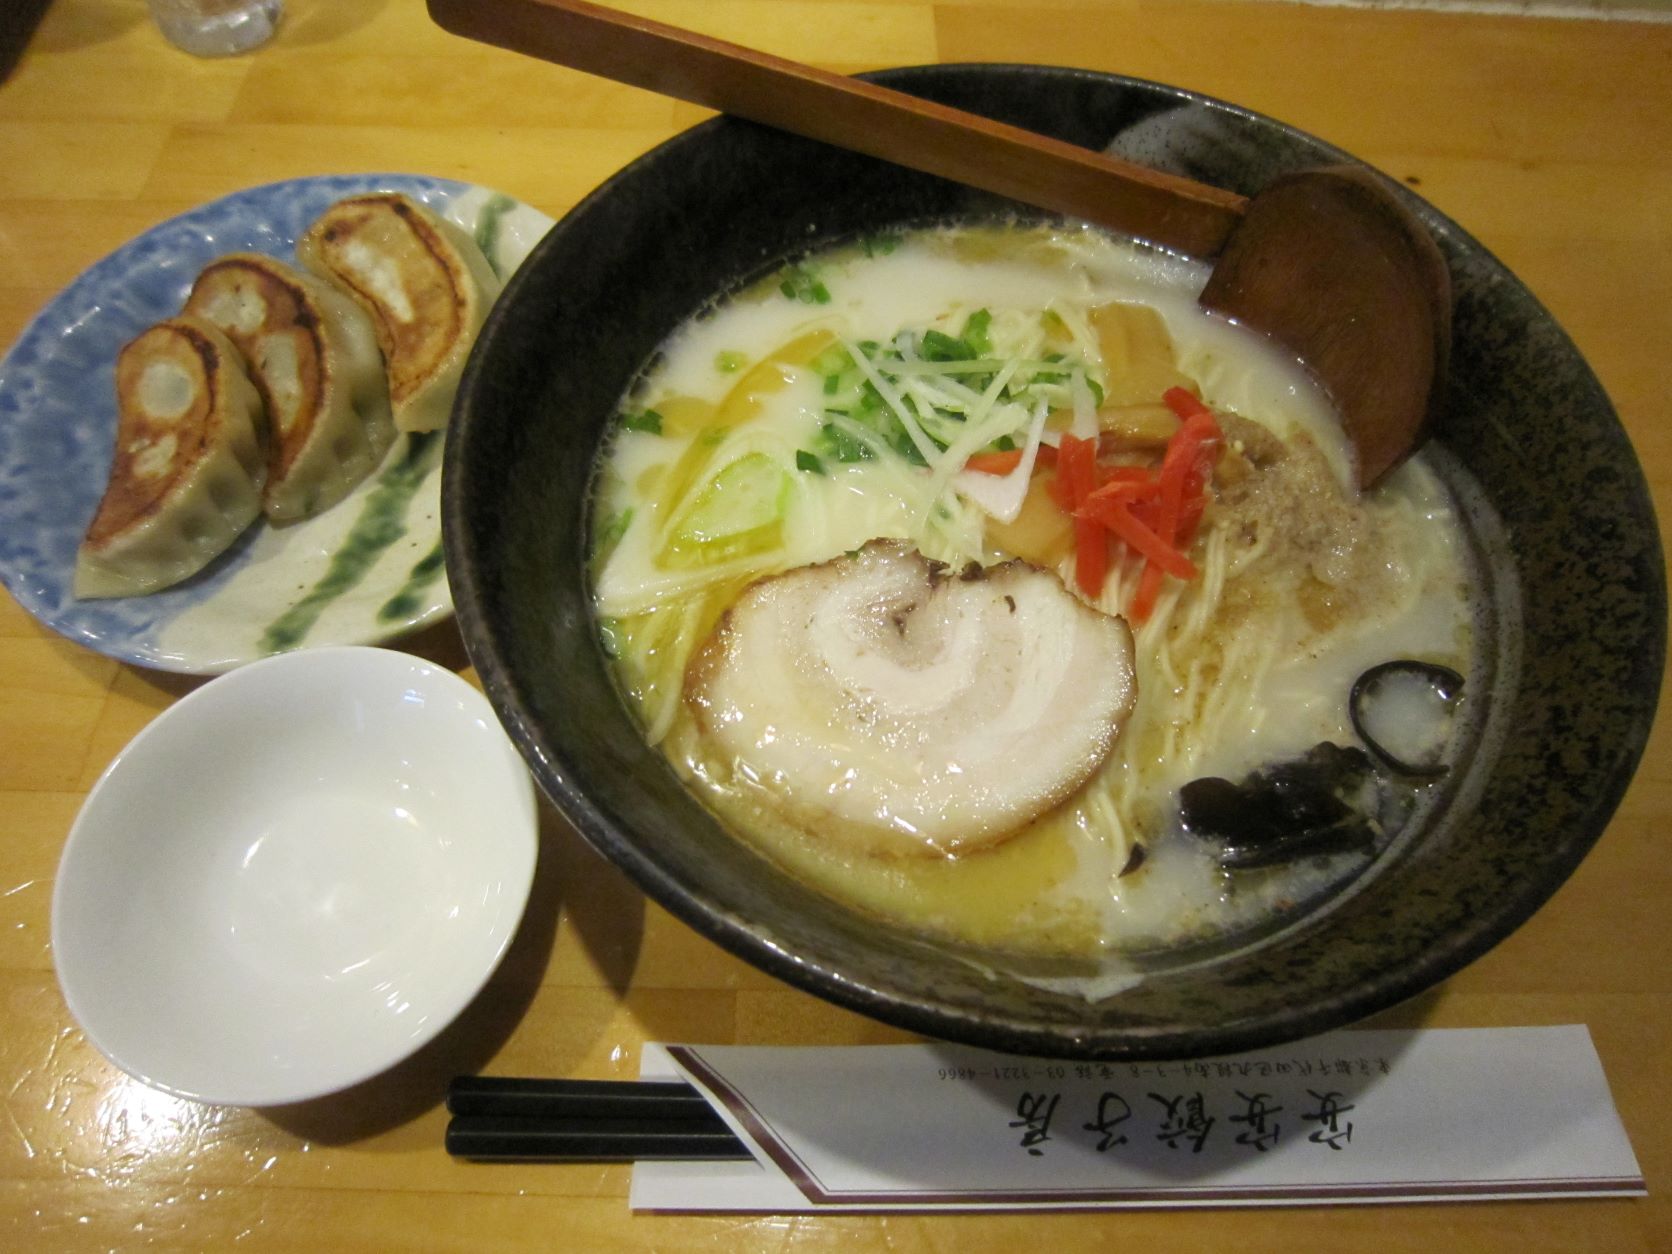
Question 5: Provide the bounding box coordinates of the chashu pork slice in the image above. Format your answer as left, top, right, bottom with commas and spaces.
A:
184, 252, 394, 523
74, 316, 268, 599
296, 192, 500, 433
685, 540, 1138, 858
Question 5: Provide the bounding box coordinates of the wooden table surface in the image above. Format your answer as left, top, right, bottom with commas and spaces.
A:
3, 1, 1670, 1249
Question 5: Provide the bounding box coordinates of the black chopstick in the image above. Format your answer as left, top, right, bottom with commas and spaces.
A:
445, 1115, 751, 1161
448, 1076, 722, 1122
444, 1076, 752, 1162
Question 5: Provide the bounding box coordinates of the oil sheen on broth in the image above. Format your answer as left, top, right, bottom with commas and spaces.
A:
588, 224, 1477, 963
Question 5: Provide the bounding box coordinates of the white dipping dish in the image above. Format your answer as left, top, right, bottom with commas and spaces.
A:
51, 646, 538, 1107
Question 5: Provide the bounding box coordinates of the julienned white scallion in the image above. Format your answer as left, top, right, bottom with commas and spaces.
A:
825, 331, 1103, 528
877, 356, 1050, 377
920, 361, 1030, 525
904, 373, 982, 415
943, 359, 1025, 464
842, 338, 944, 468
950, 401, 1051, 526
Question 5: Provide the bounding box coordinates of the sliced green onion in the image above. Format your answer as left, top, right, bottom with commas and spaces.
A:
779, 265, 831, 304
920, 328, 975, 362
843, 338, 943, 468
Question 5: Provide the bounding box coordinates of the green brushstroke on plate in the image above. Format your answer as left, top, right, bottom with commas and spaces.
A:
475, 193, 516, 277
378, 539, 446, 623
259, 433, 440, 653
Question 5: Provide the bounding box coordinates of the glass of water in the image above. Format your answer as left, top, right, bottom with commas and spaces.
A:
146, 0, 284, 57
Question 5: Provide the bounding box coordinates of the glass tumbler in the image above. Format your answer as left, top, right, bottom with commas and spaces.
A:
146, 0, 284, 57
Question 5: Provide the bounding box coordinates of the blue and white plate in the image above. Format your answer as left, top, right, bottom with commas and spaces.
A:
0, 173, 554, 674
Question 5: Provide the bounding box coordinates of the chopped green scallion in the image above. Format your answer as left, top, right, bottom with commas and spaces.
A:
779, 265, 832, 305
919, 328, 975, 362
817, 420, 875, 464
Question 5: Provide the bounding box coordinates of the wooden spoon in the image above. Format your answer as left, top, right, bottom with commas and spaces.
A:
426, 0, 1450, 487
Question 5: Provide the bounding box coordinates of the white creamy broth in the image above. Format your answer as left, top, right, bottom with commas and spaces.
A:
588, 223, 1478, 962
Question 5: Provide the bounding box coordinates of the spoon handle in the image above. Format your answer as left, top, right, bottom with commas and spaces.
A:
427, 0, 1248, 256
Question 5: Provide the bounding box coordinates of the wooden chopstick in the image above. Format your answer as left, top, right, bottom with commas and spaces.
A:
444, 1076, 753, 1162
427, 0, 1247, 257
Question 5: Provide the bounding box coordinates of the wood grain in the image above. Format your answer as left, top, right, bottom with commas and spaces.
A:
1, 2, 1667, 1250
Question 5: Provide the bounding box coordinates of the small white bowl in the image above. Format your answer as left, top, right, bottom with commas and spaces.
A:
51, 646, 538, 1107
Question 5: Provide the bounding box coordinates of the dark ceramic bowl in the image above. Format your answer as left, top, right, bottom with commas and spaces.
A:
443, 65, 1665, 1058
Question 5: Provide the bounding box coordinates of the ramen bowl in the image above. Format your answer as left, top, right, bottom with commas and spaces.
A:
442, 65, 1664, 1058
